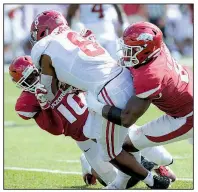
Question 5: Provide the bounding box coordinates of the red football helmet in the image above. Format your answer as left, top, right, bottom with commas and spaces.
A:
118, 22, 163, 67
9, 56, 39, 93
30, 10, 68, 45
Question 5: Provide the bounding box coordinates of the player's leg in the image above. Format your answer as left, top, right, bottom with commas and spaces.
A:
141, 146, 176, 182
111, 145, 176, 189
122, 112, 193, 182
126, 112, 193, 151
141, 146, 173, 166
97, 69, 170, 189
76, 139, 117, 186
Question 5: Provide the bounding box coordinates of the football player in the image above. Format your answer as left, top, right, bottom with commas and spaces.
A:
86, 22, 193, 188
66, 4, 128, 59
29, 10, 171, 189
9, 55, 175, 189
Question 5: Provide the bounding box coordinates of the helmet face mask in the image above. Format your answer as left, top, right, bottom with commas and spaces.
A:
118, 38, 144, 67
30, 29, 38, 45
16, 66, 39, 93
9, 56, 40, 93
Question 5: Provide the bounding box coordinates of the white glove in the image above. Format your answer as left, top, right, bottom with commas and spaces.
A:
35, 83, 50, 110
85, 92, 105, 115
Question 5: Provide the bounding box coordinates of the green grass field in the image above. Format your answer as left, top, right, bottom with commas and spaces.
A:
4, 69, 193, 189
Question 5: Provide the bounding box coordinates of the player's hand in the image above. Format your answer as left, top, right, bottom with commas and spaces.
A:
80, 28, 96, 42
35, 83, 50, 110
85, 92, 105, 115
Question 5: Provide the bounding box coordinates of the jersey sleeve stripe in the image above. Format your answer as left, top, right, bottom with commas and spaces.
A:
136, 85, 161, 98
16, 111, 37, 118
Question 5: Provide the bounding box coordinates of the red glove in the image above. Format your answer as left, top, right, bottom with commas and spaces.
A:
35, 84, 50, 110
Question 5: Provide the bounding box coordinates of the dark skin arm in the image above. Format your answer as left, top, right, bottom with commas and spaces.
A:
66, 4, 79, 26
102, 95, 151, 128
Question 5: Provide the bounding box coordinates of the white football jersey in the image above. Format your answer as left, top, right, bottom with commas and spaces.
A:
31, 27, 122, 96
80, 4, 117, 24
79, 4, 118, 41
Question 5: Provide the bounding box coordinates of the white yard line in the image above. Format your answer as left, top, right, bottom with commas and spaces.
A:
173, 155, 191, 159
4, 166, 82, 175
4, 166, 193, 181
56, 160, 80, 163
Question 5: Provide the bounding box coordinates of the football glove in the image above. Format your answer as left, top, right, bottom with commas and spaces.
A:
85, 92, 105, 115
35, 83, 50, 110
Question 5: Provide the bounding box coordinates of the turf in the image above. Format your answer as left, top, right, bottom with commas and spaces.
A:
4, 70, 193, 189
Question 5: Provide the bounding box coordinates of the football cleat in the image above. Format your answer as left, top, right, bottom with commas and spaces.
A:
154, 166, 176, 182
126, 157, 155, 189
147, 175, 170, 189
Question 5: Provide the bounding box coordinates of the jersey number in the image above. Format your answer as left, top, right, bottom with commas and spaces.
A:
67, 31, 105, 56
57, 94, 87, 124
92, 4, 104, 18
173, 60, 189, 83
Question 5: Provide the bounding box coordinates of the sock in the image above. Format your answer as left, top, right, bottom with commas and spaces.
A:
112, 170, 131, 189
80, 153, 92, 175
111, 151, 141, 189
143, 171, 154, 186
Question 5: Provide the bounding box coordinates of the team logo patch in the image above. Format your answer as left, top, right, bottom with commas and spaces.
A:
137, 33, 153, 41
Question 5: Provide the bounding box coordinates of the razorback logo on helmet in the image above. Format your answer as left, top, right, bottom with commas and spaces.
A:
137, 33, 153, 41
118, 22, 163, 67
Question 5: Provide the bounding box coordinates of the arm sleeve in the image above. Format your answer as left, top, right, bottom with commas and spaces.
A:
15, 91, 40, 120
33, 108, 64, 135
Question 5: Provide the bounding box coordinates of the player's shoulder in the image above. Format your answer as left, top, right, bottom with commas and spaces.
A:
131, 54, 166, 98
132, 57, 164, 82
15, 91, 40, 118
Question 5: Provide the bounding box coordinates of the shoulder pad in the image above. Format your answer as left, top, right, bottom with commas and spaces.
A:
31, 36, 52, 69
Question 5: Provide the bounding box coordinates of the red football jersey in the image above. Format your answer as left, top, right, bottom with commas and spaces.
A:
130, 44, 193, 117
50, 90, 89, 141
15, 91, 41, 120
15, 90, 89, 141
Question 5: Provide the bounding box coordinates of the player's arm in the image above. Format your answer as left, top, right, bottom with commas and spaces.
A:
39, 54, 58, 97
102, 95, 151, 128
40, 54, 55, 77
66, 4, 79, 26
33, 108, 64, 135
86, 92, 150, 128
15, 92, 64, 135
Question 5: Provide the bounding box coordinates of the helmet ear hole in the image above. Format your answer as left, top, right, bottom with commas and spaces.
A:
40, 31, 45, 37
152, 30, 157, 35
